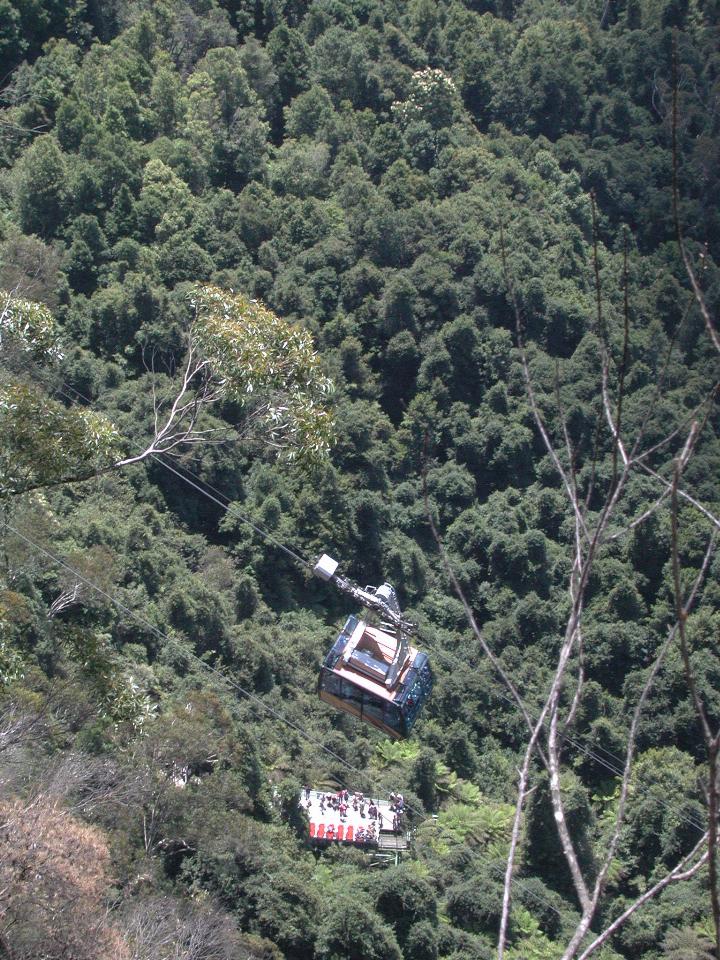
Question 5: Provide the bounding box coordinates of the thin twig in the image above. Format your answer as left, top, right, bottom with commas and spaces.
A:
671, 444, 720, 958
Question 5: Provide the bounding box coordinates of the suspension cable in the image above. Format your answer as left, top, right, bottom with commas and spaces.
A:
3, 520, 372, 789
3, 368, 708, 923
2, 355, 708, 834
1, 518, 566, 921
153, 454, 313, 572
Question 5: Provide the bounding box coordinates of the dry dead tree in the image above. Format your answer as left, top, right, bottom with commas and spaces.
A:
427, 194, 719, 958
654, 39, 720, 960
118, 896, 244, 960
501, 208, 717, 958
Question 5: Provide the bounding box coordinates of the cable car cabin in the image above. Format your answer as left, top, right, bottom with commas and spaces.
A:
319, 614, 433, 739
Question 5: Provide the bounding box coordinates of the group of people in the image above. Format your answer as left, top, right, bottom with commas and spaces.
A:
387, 793, 406, 832
306, 787, 387, 824
355, 822, 378, 844
301, 786, 406, 835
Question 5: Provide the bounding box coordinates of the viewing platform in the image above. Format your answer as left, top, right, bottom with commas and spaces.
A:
300, 788, 410, 863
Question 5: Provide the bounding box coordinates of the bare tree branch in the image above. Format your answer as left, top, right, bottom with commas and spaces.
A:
114, 344, 228, 469
483, 198, 719, 958
575, 836, 709, 960
671, 448, 720, 957
499, 747, 537, 958
671, 37, 720, 356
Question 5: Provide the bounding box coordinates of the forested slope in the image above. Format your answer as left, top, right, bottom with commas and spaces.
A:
1, 1, 719, 958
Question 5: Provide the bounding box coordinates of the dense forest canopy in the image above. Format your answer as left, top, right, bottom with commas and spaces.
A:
1, 0, 719, 958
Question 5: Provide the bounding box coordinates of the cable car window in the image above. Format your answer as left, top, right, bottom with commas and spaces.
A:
340, 679, 363, 706
314, 557, 433, 737
363, 696, 385, 725
325, 616, 357, 668
404, 695, 422, 729
384, 703, 403, 734
320, 671, 341, 697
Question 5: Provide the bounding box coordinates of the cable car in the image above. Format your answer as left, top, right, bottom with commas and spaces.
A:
313, 555, 433, 739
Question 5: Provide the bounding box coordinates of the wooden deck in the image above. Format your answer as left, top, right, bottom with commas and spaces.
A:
377, 832, 408, 851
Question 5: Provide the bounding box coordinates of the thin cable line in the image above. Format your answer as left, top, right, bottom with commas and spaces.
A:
3, 357, 708, 834
11, 356, 707, 833
156, 450, 704, 832
153, 457, 704, 817
154, 454, 312, 571
3, 520, 374, 787
138, 458, 708, 836
1, 518, 565, 920
152, 454, 707, 831
6, 363, 708, 924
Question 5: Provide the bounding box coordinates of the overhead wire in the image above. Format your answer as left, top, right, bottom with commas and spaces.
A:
123, 459, 711, 838
152, 454, 312, 571
5, 353, 709, 835
1, 355, 568, 915
2, 352, 709, 940
5, 352, 712, 928
0, 518, 566, 922
152, 457, 708, 833
144, 458, 640, 783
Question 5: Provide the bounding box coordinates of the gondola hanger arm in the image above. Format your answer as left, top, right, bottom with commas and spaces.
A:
313, 554, 417, 636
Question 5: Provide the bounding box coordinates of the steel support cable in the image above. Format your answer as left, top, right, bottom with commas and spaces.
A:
150, 441, 709, 833
153, 460, 702, 825
2, 397, 711, 943
6, 357, 708, 836
160, 453, 708, 823
5, 364, 709, 925
1, 519, 566, 922
3, 357, 708, 836
152, 454, 312, 572
155, 456, 701, 828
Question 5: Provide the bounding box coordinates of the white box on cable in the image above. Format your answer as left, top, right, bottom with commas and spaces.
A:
314, 554, 338, 581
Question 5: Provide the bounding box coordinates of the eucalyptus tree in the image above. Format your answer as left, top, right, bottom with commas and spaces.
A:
0, 282, 334, 499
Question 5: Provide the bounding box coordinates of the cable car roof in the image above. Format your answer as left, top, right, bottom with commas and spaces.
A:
327, 620, 416, 699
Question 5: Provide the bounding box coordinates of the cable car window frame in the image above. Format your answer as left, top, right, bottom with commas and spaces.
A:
318, 608, 432, 739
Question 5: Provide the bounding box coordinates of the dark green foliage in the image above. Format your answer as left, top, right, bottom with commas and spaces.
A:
1, 0, 719, 957
314, 896, 402, 960
410, 747, 440, 811
404, 921, 439, 960
446, 871, 504, 935
662, 927, 715, 959
14, 135, 69, 236
525, 771, 597, 899
444, 722, 478, 779
371, 862, 438, 942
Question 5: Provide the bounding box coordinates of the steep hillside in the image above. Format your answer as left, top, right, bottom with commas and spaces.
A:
1, 1, 719, 958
